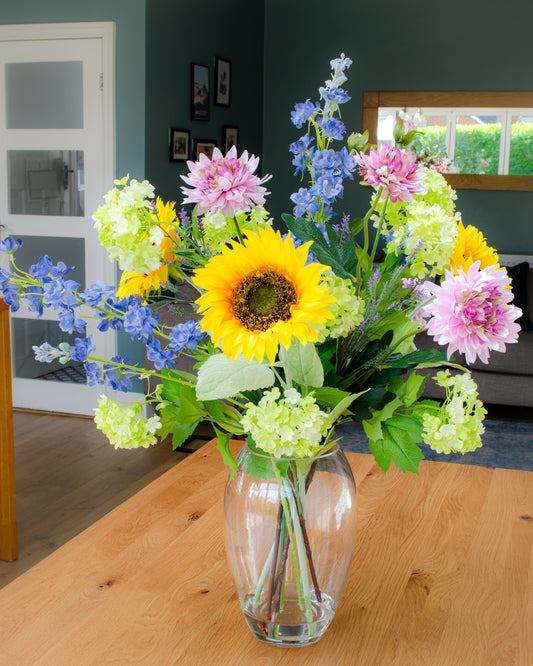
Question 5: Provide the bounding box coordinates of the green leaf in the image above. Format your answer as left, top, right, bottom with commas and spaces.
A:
243, 436, 289, 479
313, 386, 353, 410
196, 354, 275, 400
157, 403, 179, 440
369, 416, 423, 474
349, 387, 392, 421
171, 419, 201, 450
282, 214, 357, 279
160, 368, 194, 403
203, 399, 226, 422
326, 391, 366, 425
279, 340, 323, 388
214, 426, 238, 480
169, 383, 205, 449
348, 217, 364, 236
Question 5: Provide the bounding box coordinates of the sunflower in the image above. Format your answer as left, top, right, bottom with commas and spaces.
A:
117, 199, 180, 298
449, 221, 499, 274
192, 226, 335, 363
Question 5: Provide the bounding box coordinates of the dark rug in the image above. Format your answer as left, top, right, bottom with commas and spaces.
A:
336, 419, 533, 472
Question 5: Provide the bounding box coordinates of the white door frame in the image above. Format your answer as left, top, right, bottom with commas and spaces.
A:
0, 22, 128, 414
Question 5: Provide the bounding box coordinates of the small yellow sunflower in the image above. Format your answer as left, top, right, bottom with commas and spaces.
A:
117, 199, 180, 299
449, 221, 499, 274
192, 226, 335, 363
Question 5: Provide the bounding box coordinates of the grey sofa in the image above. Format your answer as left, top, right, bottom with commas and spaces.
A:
419, 255, 533, 408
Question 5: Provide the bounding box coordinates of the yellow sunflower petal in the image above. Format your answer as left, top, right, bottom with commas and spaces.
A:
449, 221, 499, 274
192, 226, 335, 362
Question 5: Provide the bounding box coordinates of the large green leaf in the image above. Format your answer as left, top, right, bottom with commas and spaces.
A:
196, 354, 275, 400
279, 340, 323, 388
170, 383, 205, 449
282, 214, 357, 279
368, 416, 423, 474
313, 386, 353, 410
214, 426, 238, 480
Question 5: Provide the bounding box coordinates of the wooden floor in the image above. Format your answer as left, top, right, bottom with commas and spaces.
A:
0, 411, 213, 590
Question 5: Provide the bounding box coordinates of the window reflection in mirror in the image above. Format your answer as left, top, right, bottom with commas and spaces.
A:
364, 92, 533, 190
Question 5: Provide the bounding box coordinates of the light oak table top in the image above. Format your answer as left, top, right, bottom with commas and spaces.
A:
1, 439, 532, 665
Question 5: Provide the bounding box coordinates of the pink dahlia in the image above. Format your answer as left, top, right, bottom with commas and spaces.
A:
180, 146, 271, 217
355, 144, 427, 203
422, 261, 522, 364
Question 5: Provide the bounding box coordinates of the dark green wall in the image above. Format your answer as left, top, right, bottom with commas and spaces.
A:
2, 0, 147, 181
144, 0, 265, 204
262, 0, 533, 254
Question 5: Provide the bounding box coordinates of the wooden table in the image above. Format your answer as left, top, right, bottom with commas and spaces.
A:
1, 439, 532, 665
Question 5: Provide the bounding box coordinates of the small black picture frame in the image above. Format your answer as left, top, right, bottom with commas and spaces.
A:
169, 128, 190, 162
214, 57, 231, 107
191, 63, 209, 121
194, 139, 217, 161
223, 125, 239, 153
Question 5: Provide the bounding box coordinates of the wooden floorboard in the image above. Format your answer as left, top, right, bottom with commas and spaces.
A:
0, 411, 213, 589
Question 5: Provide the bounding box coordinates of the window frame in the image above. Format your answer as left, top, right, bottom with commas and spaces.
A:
363, 91, 533, 191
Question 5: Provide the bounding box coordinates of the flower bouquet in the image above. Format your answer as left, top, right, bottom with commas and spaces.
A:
0, 54, 522, 646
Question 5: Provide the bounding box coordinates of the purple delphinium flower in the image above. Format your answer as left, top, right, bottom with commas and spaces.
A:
41, 274, 79, 310
320, 86, 351, 104
123, 301, 159, 343
0, 267, 20, 312
316, 116, 346, 141
97, 296, 132, 332
69, 335, 96, 363
85, 361, 104, 386
145, 337, 176, 371
103, 356, 135, 392
290, 188, 321, 219
290, 100, 320, 129
0, 237, 23, 253
81, 281, 115, 307
169, 320, 207, 352
58, 306, 86, 334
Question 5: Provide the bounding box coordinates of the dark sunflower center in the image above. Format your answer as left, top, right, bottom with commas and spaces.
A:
233, 269, 297, 331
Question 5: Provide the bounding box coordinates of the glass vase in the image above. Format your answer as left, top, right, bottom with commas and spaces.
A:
224, 442, 357, 647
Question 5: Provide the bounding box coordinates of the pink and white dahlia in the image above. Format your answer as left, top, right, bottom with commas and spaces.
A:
355, 144, 427, 203
422, 261, 522, 364
180, 146, 271, 217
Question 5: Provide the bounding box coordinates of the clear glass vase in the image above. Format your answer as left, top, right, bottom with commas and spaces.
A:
224, 442, 357, 647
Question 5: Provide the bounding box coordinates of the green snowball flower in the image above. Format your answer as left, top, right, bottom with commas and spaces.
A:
313, 272, 365, 342
201, 207, 272, 252
240, 387, 329, 458
421, 370, 486, 454
92, 176, 164, 273
94, 395, 162, 450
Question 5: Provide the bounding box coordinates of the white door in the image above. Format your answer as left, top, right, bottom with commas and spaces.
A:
0, 23, 117, 415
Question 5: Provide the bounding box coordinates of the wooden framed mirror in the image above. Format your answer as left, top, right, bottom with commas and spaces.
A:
362, 91, 533, 191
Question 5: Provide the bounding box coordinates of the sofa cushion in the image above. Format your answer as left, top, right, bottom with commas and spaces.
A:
467, 330, 533, 377
506, 262, 533, 332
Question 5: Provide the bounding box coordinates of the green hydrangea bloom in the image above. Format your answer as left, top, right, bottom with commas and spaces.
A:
201, 207, 272, 252
374, 167, 459, 278
422, 370, 486, 454
94, 395, 162, 450
240, 387, 329, 458
415, 167, 457, 215
313, 272, 365, 342
92, 176, 164, 273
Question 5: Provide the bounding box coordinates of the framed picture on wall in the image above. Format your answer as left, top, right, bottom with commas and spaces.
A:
214, 57, 231, 107
191, 63, 209, 121
169, 128, 190, 162
223, 126, 239, 153
194, 139, 217, 161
